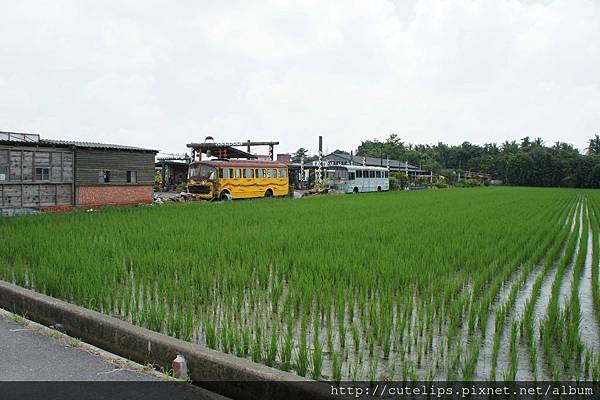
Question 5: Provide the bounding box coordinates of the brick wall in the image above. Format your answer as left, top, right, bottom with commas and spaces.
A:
78, 186, 153, 207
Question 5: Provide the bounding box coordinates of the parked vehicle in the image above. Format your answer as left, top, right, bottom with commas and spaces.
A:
325, 165, 389, 194
187, 159, 289, 201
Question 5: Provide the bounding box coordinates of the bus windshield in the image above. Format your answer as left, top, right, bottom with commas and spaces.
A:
189, 164, 216, 180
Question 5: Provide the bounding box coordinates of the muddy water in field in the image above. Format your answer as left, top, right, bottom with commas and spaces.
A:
480, 202, 581, 381
509, 266, 545, 380
530, 203, 580, 379
558, 205, 583, 310
578, 223, 600, 350
474, 267, 523, 380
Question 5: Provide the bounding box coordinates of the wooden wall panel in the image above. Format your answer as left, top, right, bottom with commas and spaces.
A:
34, 152, 50, 166
57, 184, 72, 205
9, 151, 21, 181
2, 185, 22, 207
75, 149, 155, 185
22, 151, 33, 181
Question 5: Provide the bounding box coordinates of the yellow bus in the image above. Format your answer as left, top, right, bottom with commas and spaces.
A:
187, 159, 289, 201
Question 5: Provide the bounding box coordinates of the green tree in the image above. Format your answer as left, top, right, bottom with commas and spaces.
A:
353, 133, 598, 188
292, 148, 308, 163
586, 134, 600, 155
332, 149, 350, 155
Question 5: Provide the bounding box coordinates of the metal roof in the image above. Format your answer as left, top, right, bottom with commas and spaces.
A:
187, 142, 257, 159
326, 164, 389, 171
40, 139, 158, 153
323, 152, 419, 170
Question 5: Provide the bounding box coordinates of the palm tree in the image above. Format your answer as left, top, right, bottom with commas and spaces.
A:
586, 134, 600, 155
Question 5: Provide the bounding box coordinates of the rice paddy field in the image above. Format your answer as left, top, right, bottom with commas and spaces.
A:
1, 187, 599, 381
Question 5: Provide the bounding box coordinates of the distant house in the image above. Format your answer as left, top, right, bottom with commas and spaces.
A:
0, 131, 157, 210
317, 152, 421, 174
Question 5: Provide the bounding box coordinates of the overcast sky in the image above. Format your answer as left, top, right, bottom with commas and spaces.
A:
1, 0, 599, 156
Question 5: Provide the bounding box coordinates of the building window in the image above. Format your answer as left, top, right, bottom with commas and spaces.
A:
35, 167, 50, 181
0, 166, 7, 181
99, 170, 111, 183
127, 171, 137, 183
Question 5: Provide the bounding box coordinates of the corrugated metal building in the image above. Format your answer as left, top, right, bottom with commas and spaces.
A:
318, 152, 421, 173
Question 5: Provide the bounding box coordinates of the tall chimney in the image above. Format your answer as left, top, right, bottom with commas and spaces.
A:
317, 136, 324, 184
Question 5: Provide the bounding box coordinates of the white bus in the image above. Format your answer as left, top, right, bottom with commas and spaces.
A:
325, 165, 390, 194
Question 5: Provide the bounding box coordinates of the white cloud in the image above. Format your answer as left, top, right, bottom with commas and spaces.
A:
0, 0, 598, 156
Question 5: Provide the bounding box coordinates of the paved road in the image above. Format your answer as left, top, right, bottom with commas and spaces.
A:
0, 311, 228, 399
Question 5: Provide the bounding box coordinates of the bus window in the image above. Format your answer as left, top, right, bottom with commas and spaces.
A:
385, 171, 388, 178
256, 169, 265, 178
244, 168, 254, 178
235, 168, 242, 178
370, 171, 375, 178
220, 168, 230, 179
349, 172, 355, 180
268, 169, 276, 178
357, 170, 362, 178
229, 168, 234, 178
278, 169, 287, 178
376, 171, 381, 178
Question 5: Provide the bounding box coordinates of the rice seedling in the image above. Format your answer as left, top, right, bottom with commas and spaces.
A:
311, 338, 323, 380
296, 334, 309, 377
332, 351, 342, 383
265, 328, 278, 367
0, 187, 594, 381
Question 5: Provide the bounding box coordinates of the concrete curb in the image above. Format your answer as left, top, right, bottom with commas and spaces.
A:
0, 280, 331, 400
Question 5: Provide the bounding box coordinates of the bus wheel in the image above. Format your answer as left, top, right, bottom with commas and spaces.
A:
220, 192, 232, 201
265, 189, 273, 198
377, 186, 382, 192
353, 187, 359, 194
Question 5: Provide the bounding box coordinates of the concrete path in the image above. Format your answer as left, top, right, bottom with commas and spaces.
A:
0, 309, 228, 399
